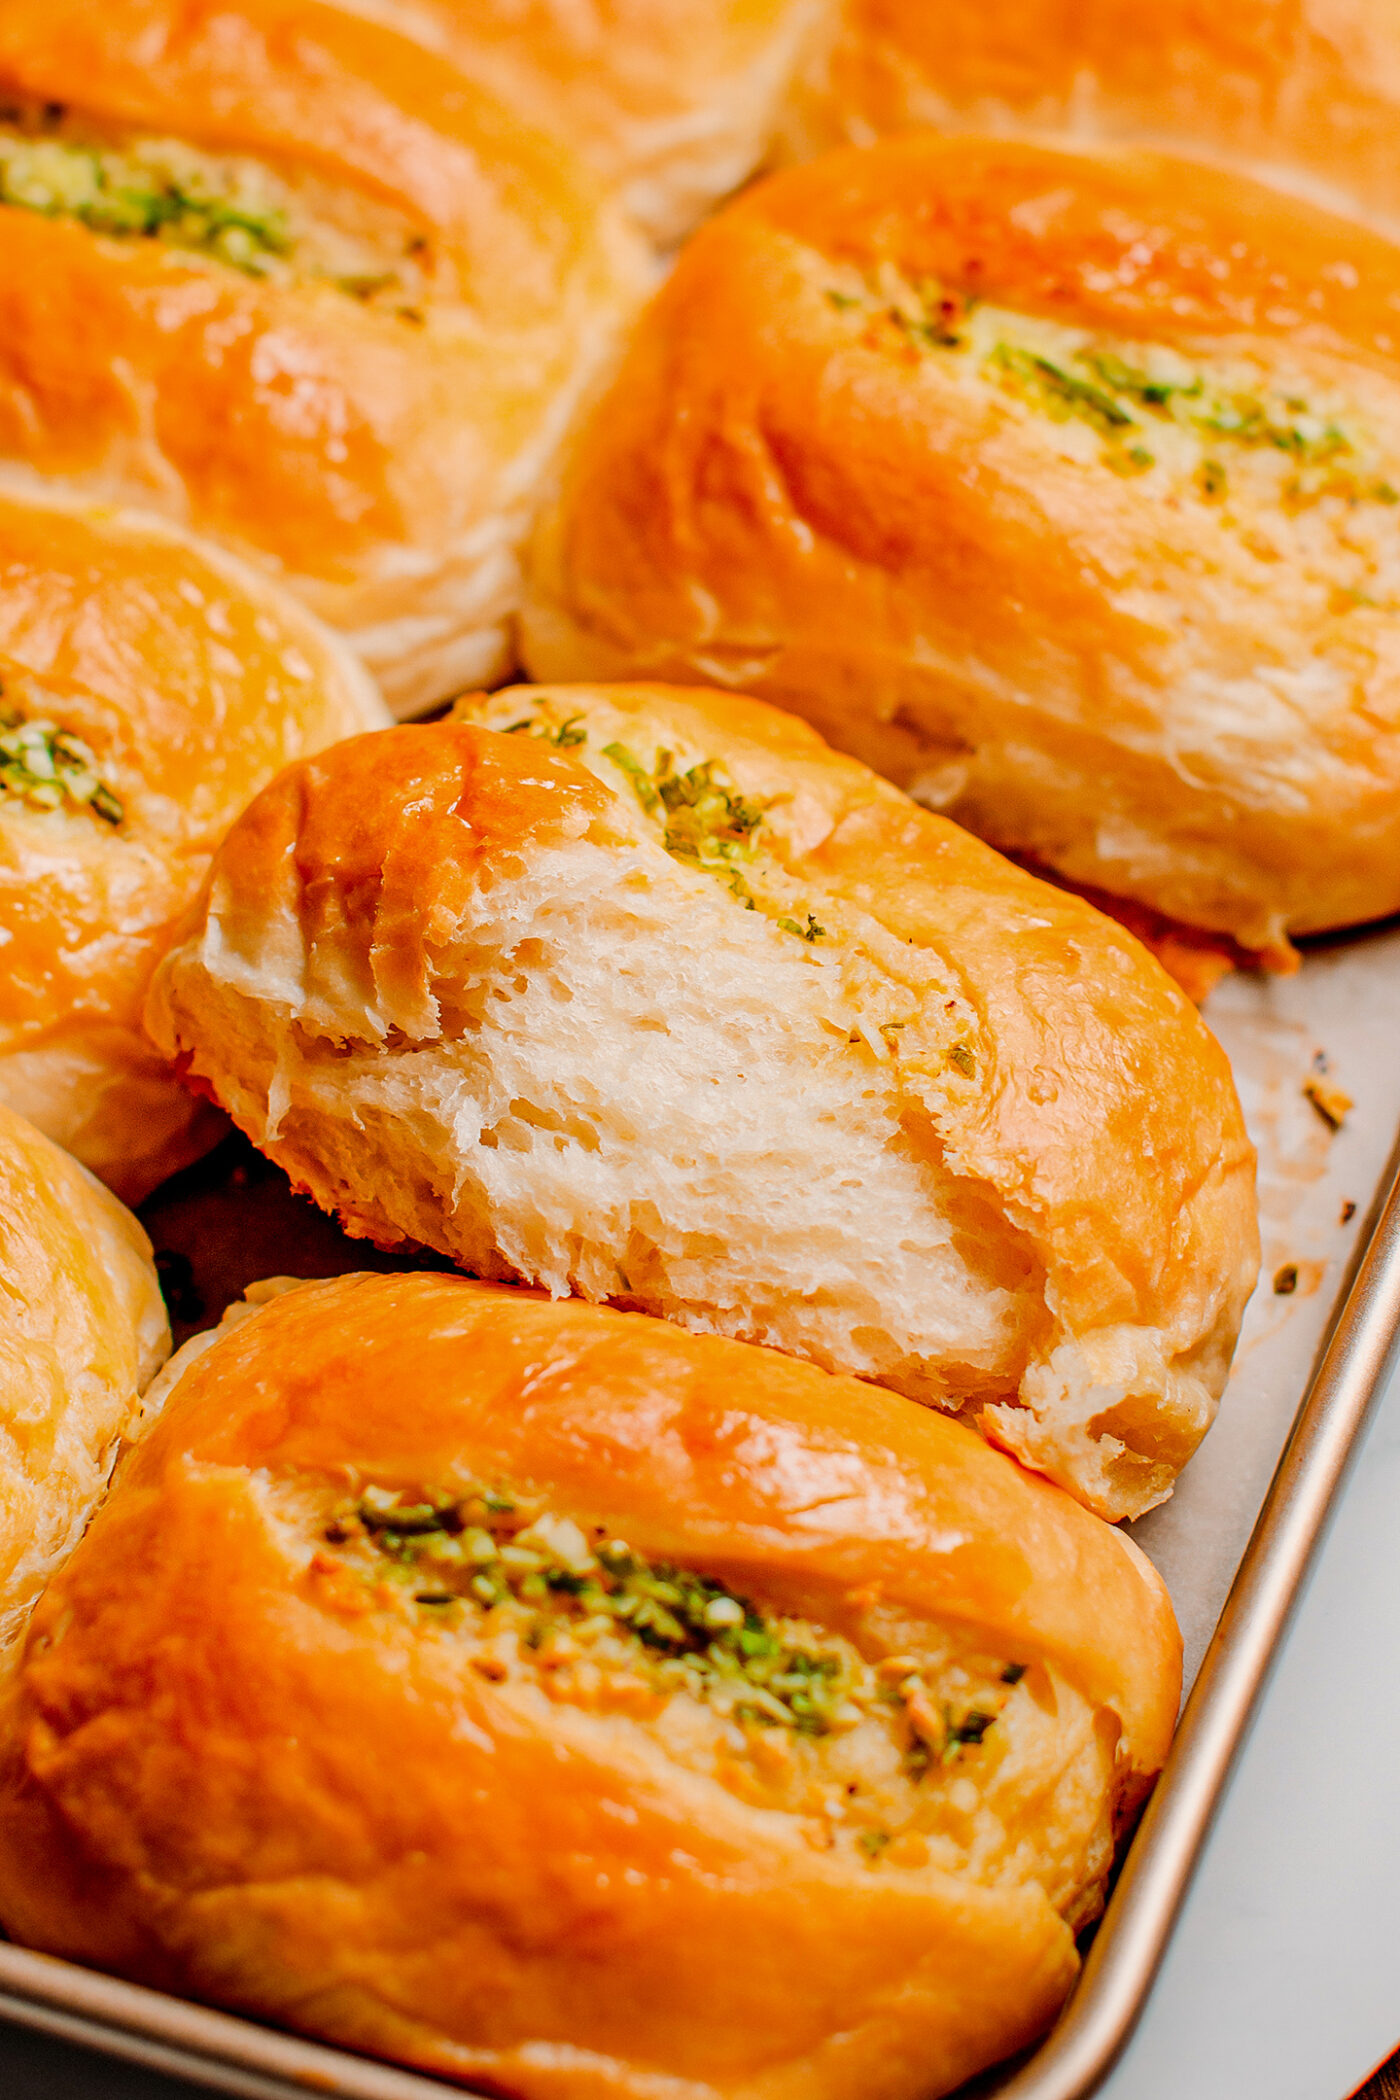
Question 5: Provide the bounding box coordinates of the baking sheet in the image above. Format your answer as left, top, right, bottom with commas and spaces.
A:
1133, 920, 1400, 1685
3, 920, 1399, 2100
134, 918, 1400, 1692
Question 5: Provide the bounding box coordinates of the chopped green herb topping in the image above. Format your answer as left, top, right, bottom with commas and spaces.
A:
1194, 393, 1350, 463
603, 742, 769, 908
989, 343, 1134, 437
0, 132, 290, 276
1105, 443, 1155, 477
1077, 351, 1200, 414
948, 1043, 976, 1078
503, 707, 587, 749
777, 911, 826, 942
823, 274, 976, 349
987, 336, 1394, 506
0, 702, 123, 825
318, 1484, 1023, 1774
858, 1828, 891, 1857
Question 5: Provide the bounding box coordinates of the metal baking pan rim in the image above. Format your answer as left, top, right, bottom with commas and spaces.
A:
3, 1136, 1400, 2100
995, 1122, 1400, 2100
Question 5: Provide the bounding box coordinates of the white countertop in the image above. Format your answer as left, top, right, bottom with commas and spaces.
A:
1099, 1347, 1400, 2100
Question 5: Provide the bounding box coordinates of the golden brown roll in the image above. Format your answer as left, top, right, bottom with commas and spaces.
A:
521, 138, 1400, 963
785, 0, 1400, 236
338, 0, 826, 246
0, 0, 645, 715
0, 1270, 1182, 2098
0, 480, 388, 1201
144, 681, 1258, 1520
0, 1103, 168, 1651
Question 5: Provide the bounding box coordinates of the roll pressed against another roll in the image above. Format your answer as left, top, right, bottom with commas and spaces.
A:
145, 681, 1259, 1522
0, 0, 647, 715
0, 1103, 168, 1652
521, 138, 1400, 964
334, 0, 827, 246
0, 1271, 1182, 2100
783, 0, 1400, 237
0, 481, 388, 1201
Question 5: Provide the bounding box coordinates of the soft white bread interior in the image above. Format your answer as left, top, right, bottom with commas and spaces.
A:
142, 680, 1259, 1520
144, 682, 1259, 1521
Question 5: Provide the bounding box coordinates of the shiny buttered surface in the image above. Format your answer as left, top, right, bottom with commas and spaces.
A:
522, 138, 1400, 959
785, 0, 1400, 235
144, 681, 1259, 1522
0, 482, 388, 1201
0, 0, 646, 714
0, 1272, 1182, 2100
0, 1104, 168, 1651
338, 0, 827, 245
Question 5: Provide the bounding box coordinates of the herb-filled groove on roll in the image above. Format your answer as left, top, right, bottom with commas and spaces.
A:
0, 480, 388, 1201
0, 1103, 168, 1651
0, 1272, 1182, 2100
0, 0, 647, 714
522, 138, 1400, 964
144, 681, 1259, 1520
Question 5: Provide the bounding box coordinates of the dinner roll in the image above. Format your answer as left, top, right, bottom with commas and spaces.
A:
0, 1104, 168, 1652
785, 0, 1400, 236
0, 480, 388, 1202
336, 0, 826, 246
0, 0, 646, 715
144, 682, 1258, 1521
521, 138, 1400, 962
0, 1271, 1182, 2098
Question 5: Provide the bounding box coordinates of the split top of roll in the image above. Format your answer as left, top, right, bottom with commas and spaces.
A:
522, 136, 1400, 958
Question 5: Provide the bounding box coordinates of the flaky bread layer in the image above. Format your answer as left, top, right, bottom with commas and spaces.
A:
0, 1272, 1180, 2099
339, 0, 827, 246
521, 137, 1400, 953
144, 683, 1258, 1519
0, 1103, 168, 1648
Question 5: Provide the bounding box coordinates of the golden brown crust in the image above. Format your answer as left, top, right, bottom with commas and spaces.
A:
0, 1272, 1181, 2099
521, 137, 1400, 954
787, 0, 1400, 237
0, 1103, 168, 1649
145, 682, 1259, 1519
0, 0, 646, 711
343, 0, 827, 244
0, 481, 388, 1200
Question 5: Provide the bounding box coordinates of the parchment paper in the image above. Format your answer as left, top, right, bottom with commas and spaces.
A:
136, 920, 1400, 1693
